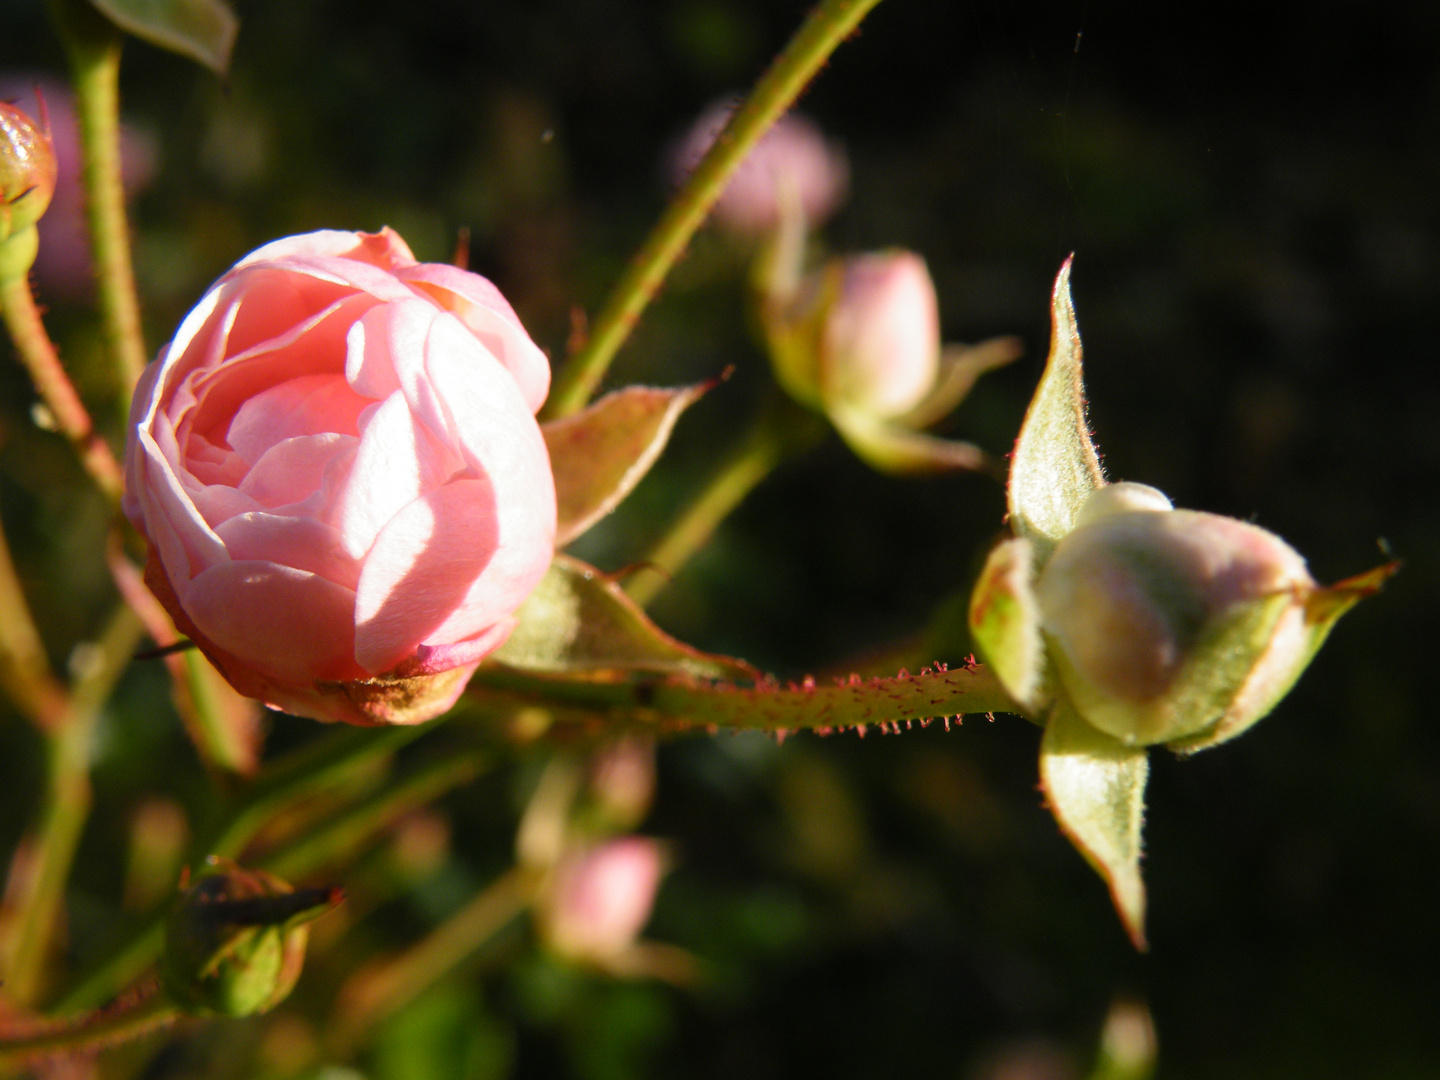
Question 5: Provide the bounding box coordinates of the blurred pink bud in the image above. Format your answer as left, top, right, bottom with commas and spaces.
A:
0, 96, 57, 242
672, 100, 848, 234
124, 228, 557, 726
589, 736, 656, 829
1036, 482, 1315, 746
821, 250, 941, 418
0, 74, 156, 298
538, 837, 663, 964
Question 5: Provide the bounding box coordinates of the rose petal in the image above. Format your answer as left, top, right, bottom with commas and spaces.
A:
238, 432, 357, 508
352, 478, 500, 675
343, 299, 437, 401
234, 228, 417, 273
408, 618, 516, 675
183, 560, 362, 684
227, 375, 368, 465
333, 391, 463, 561
399, 263, 551, 412
215, 513, 360, 590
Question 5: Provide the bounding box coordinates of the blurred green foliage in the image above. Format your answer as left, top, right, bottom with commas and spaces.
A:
2, 0, 1439, 1077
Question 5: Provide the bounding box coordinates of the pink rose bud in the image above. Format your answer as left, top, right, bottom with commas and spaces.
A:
820, 250, 941, 419
538, 837, 663, 965
124, 228, 557, 726
672, 100, 848, 234
1035, 482, 1316, 747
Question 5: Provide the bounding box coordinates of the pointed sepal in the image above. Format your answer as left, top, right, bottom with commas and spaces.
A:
493, 555, 757, 681
1040, 699, 1150, 950
968, 536, 1046, 713
1008, 258, 1105, 560
544, 383, 714, 546
828, 403, 991, 475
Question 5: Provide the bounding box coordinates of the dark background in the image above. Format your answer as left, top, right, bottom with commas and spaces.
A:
3, 1, 1438, 1076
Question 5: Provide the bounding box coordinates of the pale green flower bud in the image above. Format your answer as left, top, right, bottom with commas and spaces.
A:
162, 858, 341, 1017
1035, 483, 1315, 747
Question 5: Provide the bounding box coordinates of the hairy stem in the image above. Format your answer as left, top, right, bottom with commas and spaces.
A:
543, 0, 888, 418
626, 392, 825, 607
49, 0, 149, 394
0, 273, 125, 502
0, 982, 178, 1063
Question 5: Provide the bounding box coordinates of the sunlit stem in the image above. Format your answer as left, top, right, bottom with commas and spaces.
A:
328, 867, 535, 1056
0, 521, 70, 734
0, 272, 125, 503
1, 605, 143, 1007
49, 0, 149, 396
543, 0, 889, 418
626, 391, 825, 607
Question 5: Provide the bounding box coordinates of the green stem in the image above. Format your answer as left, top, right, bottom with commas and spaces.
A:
543, 0, 888, 418
49, 0, 149, 395
261, 748, 492, 881
329, 867, 533, 1055
51, 721, 443, 1013
0, 986, 178, 1063
625, 393, 825, 607
0, 271, 125, 503
3, 605, 143, 1007
470, 661, 1023, 736
0, 518, 70, 733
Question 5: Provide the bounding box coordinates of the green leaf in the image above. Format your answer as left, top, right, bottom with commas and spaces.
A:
88, 0, 237, 76
493, 555, 756, 681
1008, 258, 1105, 560
1039, 699, 1149, 950
543, 383, 712, 546
968, 536, 1046, 713
828, 402, 992, 475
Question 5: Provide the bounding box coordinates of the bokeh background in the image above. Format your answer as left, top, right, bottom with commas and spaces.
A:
3, 0, 1439, 1077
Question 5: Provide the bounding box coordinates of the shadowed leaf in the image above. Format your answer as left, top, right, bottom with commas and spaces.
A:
493, 555, 756, 681
1009, 258, 1105, 560
544, 383, 712, 546
90, 0, 238, 75
1040, 699, 1149, 950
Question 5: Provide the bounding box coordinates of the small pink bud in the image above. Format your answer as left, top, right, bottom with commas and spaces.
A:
538, 838, 663, 965
673, 101, 848, 234
1036, 483, 1315, 746
820, 250, 941, 418
0, 97, 56, 241
588, 736, 656, 830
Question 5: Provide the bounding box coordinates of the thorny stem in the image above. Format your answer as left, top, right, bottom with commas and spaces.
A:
469, 661, 1025, 737
0, 273, 125, 503
0, 983, 179, 1064
542, 0, 889, 418
626, 391, 825, 607
1, 604, 144, 1008
49, 0, 149, 395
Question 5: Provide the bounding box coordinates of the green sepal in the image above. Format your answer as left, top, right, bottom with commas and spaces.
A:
493, 554, 758, 682
895, 337, 1023, 430
87, 0, 238, 75
543, 382, 714, 546
1170, 560, 1400, 753
968, 536, 1046, 713
1039, 699, 1150, 950
1008, 258, 1105, 561
828, 402, 991, 475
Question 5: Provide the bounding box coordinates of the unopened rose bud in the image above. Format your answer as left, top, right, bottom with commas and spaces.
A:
0, 98, 56, 241
537, 838, 663, 965
820, 251, 940, 418
162, 858, 341, 1017
672, 101, 848, 235
587, 736, 656, 831
1036, 482, 1315, 747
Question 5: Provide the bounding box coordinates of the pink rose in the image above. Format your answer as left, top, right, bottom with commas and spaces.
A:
538, 838, 664, 964
124, 228, 556, 726
671, 100, 848, 234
